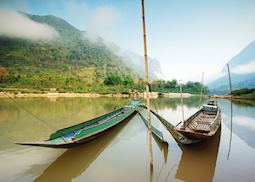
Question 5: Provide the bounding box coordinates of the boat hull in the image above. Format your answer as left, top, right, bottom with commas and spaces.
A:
16, 111, 137, 148
16, 100, 141, 148
175, 127, 219, 140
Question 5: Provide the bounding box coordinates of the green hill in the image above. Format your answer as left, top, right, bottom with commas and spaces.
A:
0, 13, 139, 93
0, 12, 204, 95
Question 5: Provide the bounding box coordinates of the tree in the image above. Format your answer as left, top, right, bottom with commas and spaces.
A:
104, 74, 122, 86
0, 67, 8, 83
122, 76, 134, 86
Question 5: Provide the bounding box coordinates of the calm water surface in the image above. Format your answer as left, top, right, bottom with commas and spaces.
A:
0, 97, 255, 182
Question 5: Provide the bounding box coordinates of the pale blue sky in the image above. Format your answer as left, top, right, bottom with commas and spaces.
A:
1, 0, 255, 82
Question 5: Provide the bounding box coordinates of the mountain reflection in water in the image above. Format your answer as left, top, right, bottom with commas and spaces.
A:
1, 97, 255, 181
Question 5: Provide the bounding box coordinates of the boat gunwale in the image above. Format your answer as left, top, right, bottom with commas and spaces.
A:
176, 108, 221, 139
67, 109, 137, 145
49, 106, 126, 140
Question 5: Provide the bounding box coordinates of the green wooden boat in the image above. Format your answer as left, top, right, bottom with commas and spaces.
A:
15, 100, 139, 148
138, 112, 167, 143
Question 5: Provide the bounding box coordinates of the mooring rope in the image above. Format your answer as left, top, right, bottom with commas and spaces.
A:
2, 93, 57, 131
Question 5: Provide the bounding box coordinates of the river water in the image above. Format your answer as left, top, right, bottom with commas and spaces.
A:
0, 97, 255, 182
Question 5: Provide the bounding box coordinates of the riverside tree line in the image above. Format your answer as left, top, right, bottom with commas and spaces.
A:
0, 66, 208, 94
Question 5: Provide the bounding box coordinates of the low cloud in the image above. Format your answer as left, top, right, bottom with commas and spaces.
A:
90, 6, 117, 33
42, 1, 119, 43
0, 7, 59, 41
231, 60, 255, 74
85, 6, 118, 43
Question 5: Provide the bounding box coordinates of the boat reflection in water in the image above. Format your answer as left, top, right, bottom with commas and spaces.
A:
175, 126, 221, 182
153, 134, 168, 164
35, 115, 133, 182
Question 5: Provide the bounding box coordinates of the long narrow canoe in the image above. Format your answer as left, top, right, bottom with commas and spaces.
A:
175, 100, 221, 140
138, 111, 167, 143
139, 105, 199, 144
15, 100, 139, 148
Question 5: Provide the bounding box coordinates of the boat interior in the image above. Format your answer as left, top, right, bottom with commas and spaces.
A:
56, 108, 129, 142
185, 110, 217, 133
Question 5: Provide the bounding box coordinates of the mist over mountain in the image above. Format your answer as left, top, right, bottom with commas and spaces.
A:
26, 11, 164, 80
0, 11, 164, 92
106, 42, 164, 80
0, 8, 59, 41
208, 41, 255, 94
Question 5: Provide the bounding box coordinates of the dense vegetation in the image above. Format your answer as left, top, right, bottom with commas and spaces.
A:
0, 13, 207, 94
232, 88, 255, 99
0, 14, 138, 93
150, 79, 208, 94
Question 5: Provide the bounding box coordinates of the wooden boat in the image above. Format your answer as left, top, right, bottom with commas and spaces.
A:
15, 100, 139, 148
35, 116, 129, 181
138, 111, 167, 143
175, 100, 221, 140
138, 105, 200, 144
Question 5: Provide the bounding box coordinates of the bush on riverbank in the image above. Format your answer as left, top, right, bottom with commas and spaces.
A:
232, 88, 255, 99
0, 72, 208, 95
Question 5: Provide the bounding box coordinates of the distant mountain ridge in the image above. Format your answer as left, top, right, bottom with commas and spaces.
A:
107, 42, 164, 80
208, 41, 255, 94
118, 50, 164, 80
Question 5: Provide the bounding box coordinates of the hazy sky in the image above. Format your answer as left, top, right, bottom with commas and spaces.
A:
1, 0, 255, 82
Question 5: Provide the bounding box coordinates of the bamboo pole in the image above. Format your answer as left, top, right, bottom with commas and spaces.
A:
141, 0, 153, 171
227, 101, 233, 160
180, 81, 185, 129
199, 72, 204, 108
227, 63, 233, 160
227, 64, 232, 95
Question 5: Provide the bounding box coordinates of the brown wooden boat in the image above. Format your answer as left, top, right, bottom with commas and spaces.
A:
175, 100, 221, 140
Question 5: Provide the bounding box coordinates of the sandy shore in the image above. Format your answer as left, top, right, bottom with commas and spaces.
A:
209, 94, 255, 100
0, 92, 128, 98
209, 95, 232, 99
0, 92, 194, 98
162, 92, 193, 98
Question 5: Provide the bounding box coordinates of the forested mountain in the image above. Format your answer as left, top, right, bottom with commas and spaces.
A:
0, 13, 144, 93
0, 12, 206, 94
208, 41, 255, 94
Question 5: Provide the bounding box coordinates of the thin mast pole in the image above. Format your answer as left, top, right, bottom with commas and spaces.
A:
227, 100, 233, 160
227, 64, 232, 96
199, 72, 204, 107
227, 63, 233, 160
141, 0, 153, 171
180, 81, 185, 128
